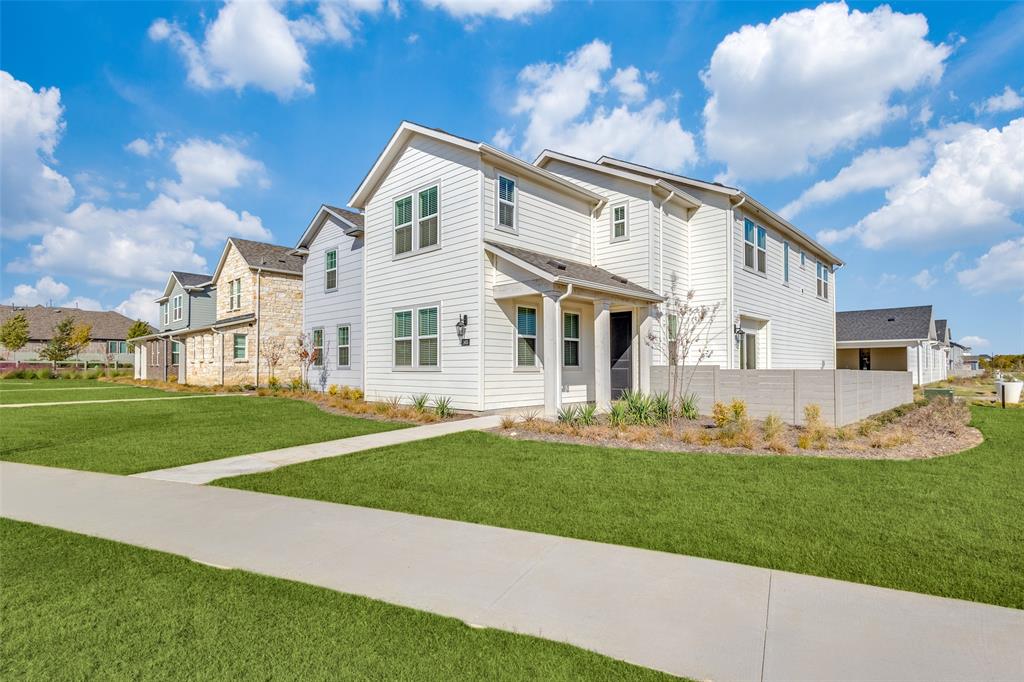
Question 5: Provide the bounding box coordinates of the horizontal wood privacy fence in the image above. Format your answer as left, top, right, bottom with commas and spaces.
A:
650, 367, 914, 426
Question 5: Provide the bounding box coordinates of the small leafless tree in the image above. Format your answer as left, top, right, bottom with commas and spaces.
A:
647, 278, 721, 419
295, 333, 319, 390
261, 336, 286, 383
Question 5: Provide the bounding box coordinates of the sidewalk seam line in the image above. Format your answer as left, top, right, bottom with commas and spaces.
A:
760, 571, 773, 682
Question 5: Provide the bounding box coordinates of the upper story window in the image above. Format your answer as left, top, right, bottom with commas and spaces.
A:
611, 203, 628, 241
816, 262, 830, 300
800, 251, 806, 268
497, 175, 516, 231
783, 242, 790, 283
228, 278, 242, 311
744, 219, 766, 274
312, 328, 324, 367
161, 302, 169, 326
325, 249, 338, 291
563, 312, 580, 367
516, 306, 537, 367
393, 305, 439, 368
394, 185, 440, 257
172, 294, 183, 321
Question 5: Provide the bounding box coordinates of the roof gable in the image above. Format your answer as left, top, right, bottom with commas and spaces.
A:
158, 271, 212, 301
836, 305, 935, 343
296, 205, 365, 249
210, 238, 305, 283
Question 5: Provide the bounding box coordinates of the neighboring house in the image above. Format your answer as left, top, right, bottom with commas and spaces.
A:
332, 121, 842, 415
836, 305, 948, 385
963, 354, 985, 371
293, 204, 365, 390
133, 271, 215, 381
168, 238, 304, 386
0, 304, 142, 363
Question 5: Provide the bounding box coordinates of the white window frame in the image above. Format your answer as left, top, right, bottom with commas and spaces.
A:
312, 327, 324, 367
744, 219, 767, 275
783, 241, 790, 284
496, 174, 517, 233
172, 294, 183, 322
816, 262, 830, 300
392, 304, 441, 370
325, 249, 338, 292
232, 333, 247, 361
336, 325, 351, 369
161, 302, 169, 326
515, 305, 538, 369
393, 195, 413, 256
610, 202, 629, 242
393, 182, 441, 259
562, 310, 580, 368
171, 340, 181, 366
227, 278, 242, 311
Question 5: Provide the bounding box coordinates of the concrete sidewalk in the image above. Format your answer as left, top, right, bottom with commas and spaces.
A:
132, 415, 503, 484
0, 393, 248, 409
3, 461, 1021, 681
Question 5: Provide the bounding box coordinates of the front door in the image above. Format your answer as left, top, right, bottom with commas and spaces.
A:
610, 311, 632, 399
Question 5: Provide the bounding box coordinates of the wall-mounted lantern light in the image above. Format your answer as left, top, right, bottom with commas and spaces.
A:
456, 314, 469, 346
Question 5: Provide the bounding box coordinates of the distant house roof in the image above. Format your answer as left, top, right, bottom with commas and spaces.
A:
0, 304, 146, 341
230, 238, 305, 274
836, 305, 934, 343
484, 241, 663, 302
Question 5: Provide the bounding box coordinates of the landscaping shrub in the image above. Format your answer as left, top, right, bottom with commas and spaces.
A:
411, 394, 430, 412
608, 401, 628, 427
433, 396, 454, 418
577, 403, 598, 427
801, 403, 831, 450
870, 427, 914, 449
762, 413, 784, 441
557, 405, 579, 424
500, 414, 517, 430
521, 409, 539, 425
712, 399, 753, 447
34, 368, 53, 380
651, 393, 672, 423
679, 428, 701, 445
622, 390, 656, 426
679, 393, 700, 420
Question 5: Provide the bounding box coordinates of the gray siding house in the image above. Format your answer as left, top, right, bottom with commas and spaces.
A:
294, 205, 365, 389
134, 271, 215, 381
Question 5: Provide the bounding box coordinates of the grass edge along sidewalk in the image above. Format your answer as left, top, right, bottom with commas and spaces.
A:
218, 405, 1024, 610
0, 519, 671, 681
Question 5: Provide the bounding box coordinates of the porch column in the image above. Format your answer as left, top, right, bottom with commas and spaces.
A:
594, 299, 611, 412
637, 305, 652, 394
542, 292, 560, 418
178, 339, 187, 384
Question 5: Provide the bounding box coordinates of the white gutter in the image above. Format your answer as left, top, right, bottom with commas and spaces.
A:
728, 195, 746, 369
255, 268, 262, 387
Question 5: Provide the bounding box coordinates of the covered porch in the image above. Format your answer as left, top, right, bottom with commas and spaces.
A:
485, 242, 664, 417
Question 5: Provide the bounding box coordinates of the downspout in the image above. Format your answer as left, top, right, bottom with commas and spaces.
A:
255, 268, 262, 387
554, 283, 573, 413
728, 195, 747, 369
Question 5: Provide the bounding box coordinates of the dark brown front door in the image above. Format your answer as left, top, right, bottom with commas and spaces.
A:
610, 311, 632, 399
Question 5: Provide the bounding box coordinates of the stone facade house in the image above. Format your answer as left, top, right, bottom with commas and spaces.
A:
136, 239, 304, 386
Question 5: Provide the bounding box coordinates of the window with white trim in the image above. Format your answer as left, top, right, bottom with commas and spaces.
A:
337, 325, 350, 367
172, 294, 183, 321
312, 328, 324, 367
783, 241, 790, 283
325, 249, 338, 291
497, 175, 516, 231
611, 203, 628, 241
417, 307, 438, 367
744, 219, 766, 274
816, 262, 830, 300
394, 196, 413, 255
393, 306, 438, 368
107, 341, 127, 354
563, 312, 580, 367
233, 334, 247, 360
418, 186, 438, 248
394, 185, 440, 256
161, 303, 168, 326
171, 341, 181, 365
394, 310, 413, 366
516, 306, 537, 367
228, 278, 242, 311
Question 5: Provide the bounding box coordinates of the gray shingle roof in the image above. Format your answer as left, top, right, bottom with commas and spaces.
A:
485, 241, 662, 301
171, 271, 212, 287
836, 305, 933, 342
323, 205, 364, 228
0, 304, 149, 341
231, 238, 305, 274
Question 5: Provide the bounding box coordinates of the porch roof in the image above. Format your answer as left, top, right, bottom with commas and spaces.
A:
484, 241, 664, 303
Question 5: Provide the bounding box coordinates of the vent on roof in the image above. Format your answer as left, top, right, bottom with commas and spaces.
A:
546, 259, 567, 271
611, 275, 630, 285
887, 317, 896, 322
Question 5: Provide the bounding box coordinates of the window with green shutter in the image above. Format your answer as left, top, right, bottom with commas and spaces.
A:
563, 312, 580, 367
233, 334, 247, 360
394, 310, 413, 366
337, 325, 350, 367
418, 186, 438, 248
516, 306, 537, 367
417, 306, 438, 366
325, 249, 338, 291
394, 196, 413, 255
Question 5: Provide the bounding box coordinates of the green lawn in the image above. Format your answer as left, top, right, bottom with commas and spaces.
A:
219, 406, 1024, 609
0, 396, 404, 475
1, 519, 667, 681
0, 385, 171, 404
0, 378, 122, 390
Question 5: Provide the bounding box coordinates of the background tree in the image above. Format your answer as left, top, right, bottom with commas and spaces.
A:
70, 323, 92, 359
295, 333, 319, 390
38, 317, 78, 363
126, 320, 151, 351
0, 313, 30, 356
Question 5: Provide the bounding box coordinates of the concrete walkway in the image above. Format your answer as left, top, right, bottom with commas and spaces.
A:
132, 415, 503, 484
3, 462, 1021, 681
0, 393, 248, 409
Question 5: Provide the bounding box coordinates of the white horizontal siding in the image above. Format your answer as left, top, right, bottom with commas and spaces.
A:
362, 136, 482, 410
303, 214, 363, 389
685, 194, 731, 368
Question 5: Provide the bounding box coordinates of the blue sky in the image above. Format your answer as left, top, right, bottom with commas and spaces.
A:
1, 0, 1021, 352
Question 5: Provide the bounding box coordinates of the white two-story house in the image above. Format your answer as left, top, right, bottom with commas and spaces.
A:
320, 121, 842, 415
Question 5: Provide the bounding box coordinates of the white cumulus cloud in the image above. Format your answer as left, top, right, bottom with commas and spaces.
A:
3, 276, 101, 310
973, 85, 1024, 115
956, 236, 1024, 297
702, 2, 950, 180
958, 335, 990, 349
498, 40, 697, 171
163, 138, 268, 199
115, 288, 164, 325
0, 71, 75, 238
911, 269, 936, 290
818, 118, 1024, 248
422, 0, 551, 21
